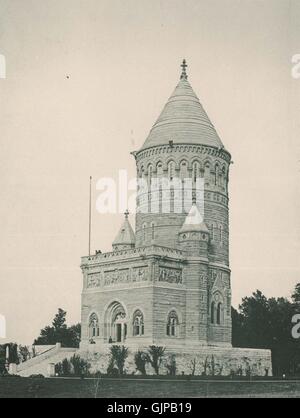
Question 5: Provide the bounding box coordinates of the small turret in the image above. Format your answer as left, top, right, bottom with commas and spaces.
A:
112, 210, 136, 251
178, 203, 209, 258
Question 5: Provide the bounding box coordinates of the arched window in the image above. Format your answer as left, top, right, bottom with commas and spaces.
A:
217, 303, 222, 325
148, 165, 153, 185
133, 310, 144, 336
151, 222, 155, 240
168, 161, 175, 180
210, 302, 215, 324
219, 225, 223, 245
167, 311, 179, 337
192, 161, 200, 183
222, 166, 227, 191
157, 162, 163, 177
89, 313, 100, 338
214, 164, 219, 186
204, 162, 210, 185
180, 160, 188, 180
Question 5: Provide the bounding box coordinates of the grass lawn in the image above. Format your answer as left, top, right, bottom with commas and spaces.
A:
1, 377, 300, 398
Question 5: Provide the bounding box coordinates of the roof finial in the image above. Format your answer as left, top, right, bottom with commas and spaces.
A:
124, 209, 129, 219
180, 59, 188, 80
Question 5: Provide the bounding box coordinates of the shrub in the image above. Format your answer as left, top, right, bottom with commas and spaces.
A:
134, 350, 148, 376
70, 354, 90, 377
0, 367, 8, 377
211, 355, 215, 376
61, 358, 72, 376
189, 358, 197, 376
107, 356, 116, 376
55, 355, 90, 377
202, 356, 209, 376
55, 362, 63, 376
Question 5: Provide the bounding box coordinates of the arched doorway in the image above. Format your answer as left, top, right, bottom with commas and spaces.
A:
104, 301, 127, 343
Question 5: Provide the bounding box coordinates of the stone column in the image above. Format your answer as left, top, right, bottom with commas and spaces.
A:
121, 324, 123, 342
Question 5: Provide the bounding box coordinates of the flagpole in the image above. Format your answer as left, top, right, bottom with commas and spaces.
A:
89, 176, 92, 257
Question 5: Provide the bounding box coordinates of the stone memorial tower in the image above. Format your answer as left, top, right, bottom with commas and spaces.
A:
80, 61, 272, 375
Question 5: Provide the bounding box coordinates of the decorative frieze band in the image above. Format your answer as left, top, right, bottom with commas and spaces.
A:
87, 266, 150, 288
158, 266, 183, 284
135, 144, 231, 164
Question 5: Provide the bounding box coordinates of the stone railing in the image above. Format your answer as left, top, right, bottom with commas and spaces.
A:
17, 345, 58, 372
81, 245, 184, 266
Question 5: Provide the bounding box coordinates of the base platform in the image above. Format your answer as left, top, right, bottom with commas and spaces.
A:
79, 343, 272, 377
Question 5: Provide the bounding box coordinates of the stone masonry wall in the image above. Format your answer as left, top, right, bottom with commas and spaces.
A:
80, 345, 272, 377
135, 144, 230, 251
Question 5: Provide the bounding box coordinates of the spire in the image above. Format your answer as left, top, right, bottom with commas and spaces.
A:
180, 59, 188, 80
138, 60, 225, 152
112, 210, 136, 250
179, 203, 209, 234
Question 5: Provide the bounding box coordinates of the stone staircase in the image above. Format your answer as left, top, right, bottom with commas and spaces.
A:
16, 344, 77, 377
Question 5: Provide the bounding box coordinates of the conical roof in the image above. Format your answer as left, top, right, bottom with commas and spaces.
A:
179, 203, 209, 234
112, 212, 136, 247
139, 60, 224, 152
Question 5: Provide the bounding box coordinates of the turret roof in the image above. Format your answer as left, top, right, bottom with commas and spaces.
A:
179, 203, 209, 234
139, 60, 224, 152
112, 211, 136, 246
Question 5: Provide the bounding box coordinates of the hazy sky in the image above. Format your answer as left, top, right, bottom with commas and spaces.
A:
0, 0, 299, 344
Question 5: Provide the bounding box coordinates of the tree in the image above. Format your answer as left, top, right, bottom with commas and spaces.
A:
232, 285, 300, 376
109, 345, 129, 375
53, 309, 67, 331
238, 290, 271, 349
268, 296, 299, 376
292, 283, 300, 304
134, 350, 148, 376
67, 324, 81, 348
146, 346, 165, 375
231, 307, 244, 348
34, 309, 81, 348
165, 354, 176, 376
18, 345, 31, 362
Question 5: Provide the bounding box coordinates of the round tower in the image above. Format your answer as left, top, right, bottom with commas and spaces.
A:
133, 60, 231, 269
